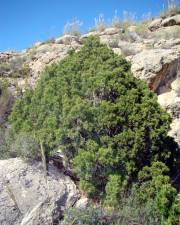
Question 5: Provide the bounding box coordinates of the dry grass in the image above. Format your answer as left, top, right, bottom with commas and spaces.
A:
161, 0, 180, 18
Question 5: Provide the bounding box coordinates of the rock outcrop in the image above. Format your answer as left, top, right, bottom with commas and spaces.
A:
148, 15, 180, 31
129, 49, 179, 92
0, 158, 79, 225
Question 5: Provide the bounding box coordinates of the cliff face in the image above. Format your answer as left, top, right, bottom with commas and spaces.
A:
0, 15, 180, 145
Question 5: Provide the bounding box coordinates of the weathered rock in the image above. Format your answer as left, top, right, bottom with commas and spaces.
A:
80, 31, 98, 40
154, 38, 180, 49
101, 27, 119, 35
129, 48, 180, 91
75, 197, 89, 209
148, 18, 162, 31
27, 43, 81, 88
112, 48, 122, 56
161, 15, 180, 27
55, 35, 80, 45
169, 118, 180, 146
0, 158, 79, 225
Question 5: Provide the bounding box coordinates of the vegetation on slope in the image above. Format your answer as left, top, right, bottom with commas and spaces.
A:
9, 36, 179, 224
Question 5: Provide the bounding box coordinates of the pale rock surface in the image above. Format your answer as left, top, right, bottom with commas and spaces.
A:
75, 197, 89, 209
161, 15, 180, 27
55, 34, 80, 45
101, 27, 119, 35
27, 43, 80, 88
169, 118, 180, 145
80, 31, 98, 40
129, 48, 179, 91
148, 18, 162, 31
0, 158, 79, 225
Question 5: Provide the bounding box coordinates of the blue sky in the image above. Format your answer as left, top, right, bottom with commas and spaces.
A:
0, 0, 177, 51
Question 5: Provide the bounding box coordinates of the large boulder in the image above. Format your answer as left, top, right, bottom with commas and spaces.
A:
129, 48, 179, 91
161, 15, 180, 27
0, 158, 79, 225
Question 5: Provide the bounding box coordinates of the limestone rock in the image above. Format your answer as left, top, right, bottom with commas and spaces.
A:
80, 31, 98, 40
154, 38, 180, 49
55, 35, 80, 45
27, 43, 80, 88
169, 118, 180, 146
171, 78, 180, 94
75, 197, 89, 209
129, 48, 180, 91
101, 27, 119, 35
161, 15, 180, 27
0, 158, 79, 225
148, 18, 162, 31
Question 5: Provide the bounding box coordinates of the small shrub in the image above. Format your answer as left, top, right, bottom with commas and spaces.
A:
11, 132, 40, 159
60, 206, 110, 225
0, 62, 11, 75
64, 18, 82, 36
111, 10, 123, 29
108, 38, 119, 48
0, 81, 14, 125
161, 0, 180, 18
135, 22, 151, 39
133, 162, 179, 224
0, 56, 31, 78
105, 174, 122, 207
60, 197, 160, 225
94, 14, 106, 32
153, 27, 180, 40
0, 128, 11, 159
42, 38, 55, 44
123, 10, 137, 28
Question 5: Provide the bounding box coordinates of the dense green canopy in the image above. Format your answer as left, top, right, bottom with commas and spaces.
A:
10, 36, 177, 199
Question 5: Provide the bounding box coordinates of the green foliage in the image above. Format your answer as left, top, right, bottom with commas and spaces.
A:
60, 206, 109, 225
10, 36, 177, 202
0, 80, 14, 126
105, 174, 122, 207
154, 184, 177, 219
60, 198, 161, 225
133, 162, 179, 225
133, 162, 172, 202
0, 128, 11, 159
166, 200, 180, 225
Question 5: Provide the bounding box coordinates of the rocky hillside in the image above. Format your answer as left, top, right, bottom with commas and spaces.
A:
0, 14, 180, 225
0, 15, 179, 146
